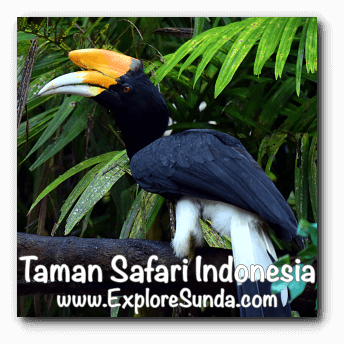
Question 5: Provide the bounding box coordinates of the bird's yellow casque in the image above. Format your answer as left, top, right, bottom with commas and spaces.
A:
39, 49, 141, 97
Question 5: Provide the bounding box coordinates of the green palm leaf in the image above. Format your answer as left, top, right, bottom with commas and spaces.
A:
275, 17, 302, 78
119, 190, 164, 239
23, 95, 82, 162
254, 18, 288, 76
28, 151, 121, 214
65, 151, 129, 234
155, 17, 315, 98
215, 18, 270, 97
305, 17, 317, 73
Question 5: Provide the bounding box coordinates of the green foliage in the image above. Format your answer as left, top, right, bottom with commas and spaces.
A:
64, 151, 128, 234
155, 17, 316, 98
17, 17, 317, 317
272, 222, 317, 308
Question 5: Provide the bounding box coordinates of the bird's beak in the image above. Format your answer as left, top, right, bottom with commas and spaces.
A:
38, 49, 141, 97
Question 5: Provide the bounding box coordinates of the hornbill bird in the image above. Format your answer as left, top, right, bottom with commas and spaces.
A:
39, 49, 303, 317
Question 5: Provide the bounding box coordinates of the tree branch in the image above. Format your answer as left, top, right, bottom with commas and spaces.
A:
17, 233, 316, 315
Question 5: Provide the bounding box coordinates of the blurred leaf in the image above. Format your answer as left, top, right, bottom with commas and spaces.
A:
65, 151, 128, 234
145, 195, 165, 235
17, 31, 37, 41
296, 18, 309, 96
28, 151, 120, 214
17, 107, 58, 148
54, 162, 107, 234
257, 133, 288, 175
30, 52, 70, 80
200, 219, 232, 249
287, 272, 307, 302
258, 78, 296, 129
308, 137, 317, 222
120, 190, 164, 239
295, 134, 309, 222
262, 61, 317, 83
29, 98, 91, 171
297, 222, 317, 246
298, 243, 317, 261
193, 17, 207, 37
271, 258, 307, 302
280, 95, 317, 133
23, 95, 81, 162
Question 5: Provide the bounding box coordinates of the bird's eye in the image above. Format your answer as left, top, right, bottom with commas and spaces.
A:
122, 85, 131, 93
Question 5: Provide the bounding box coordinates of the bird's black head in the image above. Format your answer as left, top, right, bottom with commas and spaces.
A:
92, 62, 169, 158
38, 49, 169, 159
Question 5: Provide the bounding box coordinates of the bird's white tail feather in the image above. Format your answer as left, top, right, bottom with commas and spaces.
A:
201, 198, 288, 306
172, 197, 203, 258
173, 197, 288, 307
201, 200, 273, 277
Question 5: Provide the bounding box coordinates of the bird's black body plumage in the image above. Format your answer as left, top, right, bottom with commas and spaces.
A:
130, 129, 298, 243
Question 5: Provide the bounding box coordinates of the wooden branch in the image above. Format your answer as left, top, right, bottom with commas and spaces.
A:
17, 233, 316, 315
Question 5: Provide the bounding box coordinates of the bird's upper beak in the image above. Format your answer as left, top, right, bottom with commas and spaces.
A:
38, 49, 141, 97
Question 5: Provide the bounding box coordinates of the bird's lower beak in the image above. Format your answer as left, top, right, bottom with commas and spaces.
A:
38, 49, 140, 97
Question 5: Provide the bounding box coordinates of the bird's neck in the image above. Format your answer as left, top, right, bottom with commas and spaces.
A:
116, 107, 169, 159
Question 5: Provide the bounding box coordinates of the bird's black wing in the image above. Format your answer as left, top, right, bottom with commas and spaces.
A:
130, 129, 298, 241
